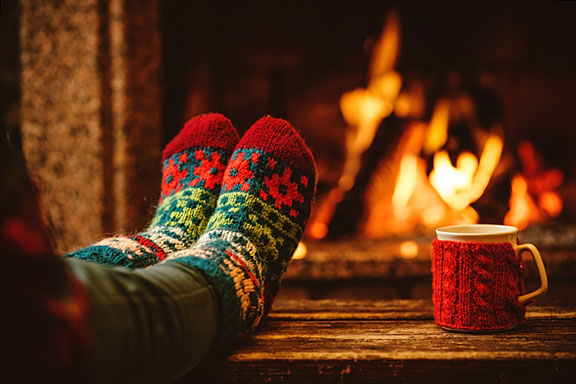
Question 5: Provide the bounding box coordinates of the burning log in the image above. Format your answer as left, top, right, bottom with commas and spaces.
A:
328, 114, 407, 237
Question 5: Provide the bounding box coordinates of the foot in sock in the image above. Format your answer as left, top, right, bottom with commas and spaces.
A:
165, 116, 316, 347
68, 113, 240, 268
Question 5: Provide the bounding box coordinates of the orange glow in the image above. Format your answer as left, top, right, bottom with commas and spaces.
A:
292, 242, 308, 260
400, 240, 418, 259
428, 121, 503, 217
423, 101, 450, 155
307, 13, 562, 241
307, 11, 403, 238
307, 222, 328, 240
539, 192, 562, 217
392, 154, 418, 207
504, 141, 564, 229
505, 176, 540, 230
305, 188, 344, 239
338, 10, 402, 192
363, 123, 455, 236
369, 11, 401, 79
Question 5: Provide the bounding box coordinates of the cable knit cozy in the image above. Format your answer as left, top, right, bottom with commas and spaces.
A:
431, 239, 526, 331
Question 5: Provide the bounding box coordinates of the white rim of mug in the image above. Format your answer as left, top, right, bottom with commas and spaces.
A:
436, 224, 518, 237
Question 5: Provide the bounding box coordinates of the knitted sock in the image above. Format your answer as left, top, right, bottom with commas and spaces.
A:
68, 113, 240, 268
165, 116, 316, 347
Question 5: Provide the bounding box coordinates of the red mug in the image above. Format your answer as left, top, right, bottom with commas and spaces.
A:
432, 224, 548, 332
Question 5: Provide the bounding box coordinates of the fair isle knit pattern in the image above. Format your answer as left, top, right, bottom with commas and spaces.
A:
68, 114, 239, 268
166, 116, 316, 347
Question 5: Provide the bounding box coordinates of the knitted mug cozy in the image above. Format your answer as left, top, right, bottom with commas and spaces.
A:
431, 239, 526, 332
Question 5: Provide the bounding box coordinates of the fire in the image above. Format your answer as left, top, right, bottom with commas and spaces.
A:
504, 141, 564, 229
306, 11, 402, 239
365, 99, 505, 235
429, 131, 504, 214
338, 11, 402, 192
305, 12, 564, 241
363, 122, 451, 235
391, 153, 418, 208
292, 242, 308, 260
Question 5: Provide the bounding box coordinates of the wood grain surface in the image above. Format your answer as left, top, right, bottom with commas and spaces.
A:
184, 299, 576, 383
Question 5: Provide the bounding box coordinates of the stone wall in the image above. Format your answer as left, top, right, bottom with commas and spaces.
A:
20, 0, 162, 254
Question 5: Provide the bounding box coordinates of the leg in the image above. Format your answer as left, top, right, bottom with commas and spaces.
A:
67, 258, 218, 383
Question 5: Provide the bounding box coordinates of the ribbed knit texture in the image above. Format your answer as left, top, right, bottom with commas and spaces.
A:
431, 239, 526, 331
166, 116, 316, 348
68, 114, 239, 268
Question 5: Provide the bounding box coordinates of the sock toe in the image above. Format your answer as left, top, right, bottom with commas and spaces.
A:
163, 113, 240, 160
236, 116, 316, 176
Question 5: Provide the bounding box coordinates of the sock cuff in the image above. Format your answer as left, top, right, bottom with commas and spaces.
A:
67, 229, 191, 268
67, 245, 157, 269
165, 245, 264, 349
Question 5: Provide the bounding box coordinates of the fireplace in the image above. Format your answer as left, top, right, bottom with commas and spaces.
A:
162, 2, 575, 230
158, 3, 576, 300
8, 2, 575, 299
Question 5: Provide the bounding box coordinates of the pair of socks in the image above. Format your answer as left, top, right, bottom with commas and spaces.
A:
69, 113, 316, 345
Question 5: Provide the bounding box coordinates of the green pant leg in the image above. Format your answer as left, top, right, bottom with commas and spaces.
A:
66, 258, 219, 383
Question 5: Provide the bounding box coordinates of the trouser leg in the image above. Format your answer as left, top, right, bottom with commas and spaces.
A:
66, 258, 218, 383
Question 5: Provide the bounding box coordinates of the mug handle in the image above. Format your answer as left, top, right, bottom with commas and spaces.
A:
514, 243, 549, 304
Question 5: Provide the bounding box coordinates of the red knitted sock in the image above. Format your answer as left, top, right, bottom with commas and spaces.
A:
70, 113, 240, 268
165, 116, 317, 349
232, 116, 316, 314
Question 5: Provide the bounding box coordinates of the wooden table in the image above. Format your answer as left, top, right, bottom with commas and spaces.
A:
187, 299, 576, 383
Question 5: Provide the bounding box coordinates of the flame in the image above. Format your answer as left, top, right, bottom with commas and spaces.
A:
429, 133, 503, 212
379, 98, 504, 233
306, 11, 402, 239
363, 122, 451, 235
392, 153, 418, 208
504, 141, 563, 229
292, 242, 308, 260
423, 100, 450, 155
308, 13, 562, 240
369, 11, 401, 79
505, 175, 540, 230
539, 192, 562, 217
338, 11, 402, 192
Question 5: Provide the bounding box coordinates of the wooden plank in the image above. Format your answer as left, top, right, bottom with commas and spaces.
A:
191, 359, 576, 384
268, 299, 434, 320
268, 299, 576, 320
182, 299, 576, 383
233, 320, 576, 361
